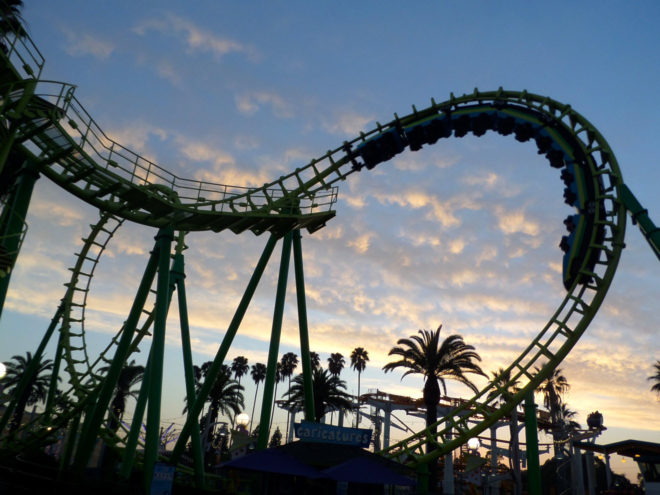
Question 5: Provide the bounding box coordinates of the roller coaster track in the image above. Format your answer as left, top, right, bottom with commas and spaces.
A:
2, 20, 658, 486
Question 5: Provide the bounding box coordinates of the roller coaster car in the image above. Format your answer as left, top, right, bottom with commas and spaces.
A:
403, 116, 452, 151
356, 128, 405, 169
558, 160, 606, 291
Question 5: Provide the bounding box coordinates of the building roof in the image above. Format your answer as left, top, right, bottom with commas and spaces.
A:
573, 440, 660, 458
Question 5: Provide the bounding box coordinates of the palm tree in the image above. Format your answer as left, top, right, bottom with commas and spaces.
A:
328, 353, 345, 377
280, 352, 298, 441
203, 367, 244, 445
327, 353, 345, 425
649, 360, 660, 397
100, 359, 145, 432
231, 356, 249, 386
249, 363, 266, 433
268, 362, 285, 434
0, 0, 26, 37
310, 351, 321, 370
283, 368, 352, 422
280, 353, 299, 389
535, 366, 570, 458
350, 347, 369, 426
383, 326, 484, 454
3, 352, 53, 433
558, 403, 581, 433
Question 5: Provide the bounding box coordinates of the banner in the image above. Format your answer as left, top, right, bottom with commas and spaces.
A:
294, 421, 372, 448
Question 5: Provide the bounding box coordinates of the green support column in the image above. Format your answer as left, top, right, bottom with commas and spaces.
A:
172, 252, 205, 486
143, 226, 174, 492
58, 409, 82, 477
119, 347, 152, 479
292, 229, 315, 422
524, 390, 542, 495
73, 236, 161, 471
0, 79, 36, 176
0, 160, 40, 320
169, 233, 279, 464
257, 231, 293, 450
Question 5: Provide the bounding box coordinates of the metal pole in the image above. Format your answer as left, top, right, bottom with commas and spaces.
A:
143, 226, 174, 492
292, 229, 315, 422
172, 250, 205, 486
73, 236, 161, 471
257, 231, 292, 450
524, 391, 542, 495
119, 346, 153, 479
44, 326, 65, 420
169, 233, 278, 464
0, 160, 39, 319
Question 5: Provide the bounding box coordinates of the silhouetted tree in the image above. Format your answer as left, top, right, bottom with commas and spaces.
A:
649, 360, 660, 398
280, 352, 298, 440
327, 353, 345, 377
350, 347, 369, 426
383, 325, 485, 491
3, 352, 53, 433
283, 368, 352, 422
309, 351, 321, 370
535, 367, 570, 458
269, 427, 282, 448
100, 359, 144, 432
231, 356, 249, 386
0, 0, 26, 37
249, 363, 266, 433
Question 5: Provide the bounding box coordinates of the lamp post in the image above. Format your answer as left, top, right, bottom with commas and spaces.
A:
467, 437, 481, 452
236, 413, 250, 434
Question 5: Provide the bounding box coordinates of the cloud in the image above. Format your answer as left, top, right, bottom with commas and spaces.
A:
375, 189, 483, 228
155, 59, 183, 86
134, 14, 257, 60
462, 171, 500, 189
494, 205, 541, 237
105, 122, 168, 154
322, 111, 374, 136
347, 233, 373, 254
62, 29, 114, 59
235, 91, 294, 118
29, 200, 85, 227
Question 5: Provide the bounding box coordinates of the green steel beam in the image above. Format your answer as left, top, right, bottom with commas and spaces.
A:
169, 233, 279, 464
72, 234, 162, 471
257, 231, 293, 450
143, 226, 174, 492
0, 79, 36, 177
119, 347, 151, 479
172, 250, 205, 486
619, 183, 660, 261
0, 160, 39, 319
525, 391, 542, 495
44, 328, 65, 420
292, 229, 315, 422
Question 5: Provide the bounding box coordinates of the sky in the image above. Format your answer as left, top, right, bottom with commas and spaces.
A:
1, 0, 659, 482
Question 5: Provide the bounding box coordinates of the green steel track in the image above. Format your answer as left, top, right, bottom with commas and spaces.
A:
2, 20, 658, 485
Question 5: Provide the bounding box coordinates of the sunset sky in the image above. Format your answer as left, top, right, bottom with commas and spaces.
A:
1, 1, 659, 481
